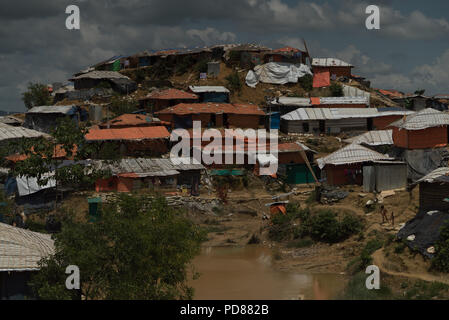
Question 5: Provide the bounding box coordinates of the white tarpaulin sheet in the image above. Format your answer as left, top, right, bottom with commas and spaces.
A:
16, 174, 56, 196
246, 62, 312, 87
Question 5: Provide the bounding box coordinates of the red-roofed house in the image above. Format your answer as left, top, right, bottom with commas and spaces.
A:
139, 88, 199, 113
264, 46, 309, 64
98, 113, 170, 129
85, 126, 170, 157
155, 103, 265, 129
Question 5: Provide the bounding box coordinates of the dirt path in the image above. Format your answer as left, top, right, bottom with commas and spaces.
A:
372, 249, 449, 285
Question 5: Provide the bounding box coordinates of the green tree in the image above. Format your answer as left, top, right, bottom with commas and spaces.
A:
11, 117, 109, 194
22, 82, 52, 109
29, 194, 206, 300
414, 89, 425, 95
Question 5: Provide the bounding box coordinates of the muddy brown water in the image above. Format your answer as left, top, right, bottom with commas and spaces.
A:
191, 246, 347, 300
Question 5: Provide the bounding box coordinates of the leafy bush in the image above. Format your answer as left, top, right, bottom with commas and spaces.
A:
347, 238, 383, 274
175, 56, 196, 75
308, 210, 342, 243
229, 51, 241, 62
431, 222, 449, 272
394, 241, 407, 254
329, 82, 343, 96
225, 72, 242, 92
268, 204, 302, 241
298, 74, 313, 91
195, 59, 208, 74
307, 210, 364, 243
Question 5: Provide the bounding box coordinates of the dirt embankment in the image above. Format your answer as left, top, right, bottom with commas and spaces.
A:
196, 183, 421, 276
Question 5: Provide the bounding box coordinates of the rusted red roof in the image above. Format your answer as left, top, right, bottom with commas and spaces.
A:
85, 126, 170, 141
273, 46, 302, 53
99, 114, 170, 128
6, 145, 78, 162
378, 89, 404, 99
278, 143, 304, 153
142, 88, 198, 101
156, 103, 265, 116
153, 49, 178, 56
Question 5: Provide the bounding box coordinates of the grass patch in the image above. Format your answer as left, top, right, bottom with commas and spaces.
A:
347, 238, 383, 274
340, 272, 393, 300
286, 238, 313, 248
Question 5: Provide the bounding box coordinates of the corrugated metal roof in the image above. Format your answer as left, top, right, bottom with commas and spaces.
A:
312, 58, 353, 67
414, 167, 449, 185
344, 130, 393, 146
317, 143, 393, 168
271, 97, 311, 107
0, 222, 54, 271
85, 126, 170, 141
70, 71, 130, 80
319, 96, 369, 105
27, 105, 76, 114
389, 108, 449, 130
0, 116, 23, 125
434, 94, 449, 99
96, 157, 204, 176
0, 123, 49, 141
281, 107, 413, 121
188, 86, 230, 93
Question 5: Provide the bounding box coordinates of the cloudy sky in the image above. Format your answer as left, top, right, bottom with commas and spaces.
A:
2, 0, 449, 112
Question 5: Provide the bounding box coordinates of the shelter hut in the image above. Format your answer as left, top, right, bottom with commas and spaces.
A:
390, 108, 449, 149
138, 88, 199, 113
317, 143, 398, 187
0, 223, 54, 300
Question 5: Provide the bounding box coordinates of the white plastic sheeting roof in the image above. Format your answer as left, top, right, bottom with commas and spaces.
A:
317, 143, 393, 168
312, 58, 353, 67
389, 108, 449, 130
0, 222, 54, 271
344, 130, 393, 146
188, 86, 230, 93
270, 97, 312, 106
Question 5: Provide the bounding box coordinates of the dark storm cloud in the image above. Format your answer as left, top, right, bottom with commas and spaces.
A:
0, 1, 62, 20
0, 0, 448, 112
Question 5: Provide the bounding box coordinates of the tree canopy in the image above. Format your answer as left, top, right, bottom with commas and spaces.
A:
21, 82, 52, 109
11, 117, 109, 190
29, 194, 206, 300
